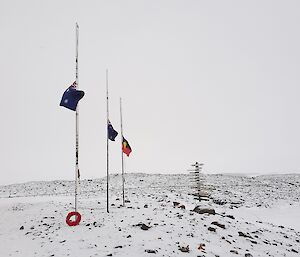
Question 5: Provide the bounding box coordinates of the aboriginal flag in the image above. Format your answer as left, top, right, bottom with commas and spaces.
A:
122, 137, 132, 157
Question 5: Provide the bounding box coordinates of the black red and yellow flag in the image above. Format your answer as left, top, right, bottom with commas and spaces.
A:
122, 137, 132, 157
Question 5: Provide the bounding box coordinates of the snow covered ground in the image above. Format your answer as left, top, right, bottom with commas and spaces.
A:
0, 173, 299, 257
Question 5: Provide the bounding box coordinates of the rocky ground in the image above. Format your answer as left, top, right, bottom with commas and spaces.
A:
0, 173, 299, 257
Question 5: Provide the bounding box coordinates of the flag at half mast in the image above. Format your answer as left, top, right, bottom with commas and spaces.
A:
122, 137, 132, 157
108, 120, 118, 141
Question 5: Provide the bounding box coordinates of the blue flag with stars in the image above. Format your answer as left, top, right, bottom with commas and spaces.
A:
60, 81, 85, 111
108, 120, 118, 141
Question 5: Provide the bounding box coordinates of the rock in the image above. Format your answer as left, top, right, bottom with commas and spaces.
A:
144, 204, 148, 208
245, 253, 253, 257
291, 249, 298, 253
238, 231, 253, 239
173, 202, 180, 207
178, 245, 189, 253
127, 235, 131, 238
19, 226, 24, 230
230, 250, 238, 254
225, 215, 235, 219
211, 221, 225, 229
198, 243, 205, 251
213, 199, 227, 205
141, 223, 151, 231
208, 227, 216, 232
114, 245, 122, 249
193, 206, 215, 215
145, 249, 157, 253
107, 254, 112, 256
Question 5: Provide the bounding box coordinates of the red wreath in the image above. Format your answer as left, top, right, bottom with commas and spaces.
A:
66, 211, 81, 226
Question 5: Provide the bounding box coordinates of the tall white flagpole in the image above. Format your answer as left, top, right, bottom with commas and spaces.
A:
120, 98, 125, 206
75, 22, 79, 212
106, 69, 110, 213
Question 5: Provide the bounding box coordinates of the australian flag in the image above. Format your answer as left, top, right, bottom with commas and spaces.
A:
60, 81, 85, 111
108, 120, 118, 141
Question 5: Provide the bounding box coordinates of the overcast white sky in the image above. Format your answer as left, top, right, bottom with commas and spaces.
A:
1, 0, 300, 185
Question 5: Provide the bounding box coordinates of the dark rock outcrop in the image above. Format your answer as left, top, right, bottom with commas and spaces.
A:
193, 206, 215, 215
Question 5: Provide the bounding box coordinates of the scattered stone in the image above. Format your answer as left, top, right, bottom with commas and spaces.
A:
238, 231, 253, 239
114, 245, 122, 249
127, 235, 131, 238
173, 202, 180, 207
198, 243, 205, 251
211, 221, 225, 229
19, 226, 24, 230
230, 250, 238, 254
134, 222, 151, 230
107, 254, 112, 256
59, 240, 66, 243
208, 227, 216, 232
178, 245, 189, 253
144, 204, 148, 208
193, 206, 215, 215
145, 249, 157, 253
177, 214, 184, 219
291, 249, 298, 253
226, 215, 235, 219
245, 253, 253, 257
213, 199, 227, 205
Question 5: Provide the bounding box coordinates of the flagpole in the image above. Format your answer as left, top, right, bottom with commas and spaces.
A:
75, 22, 79, 212
106, 69, 110, 213
120, 97, 125, 206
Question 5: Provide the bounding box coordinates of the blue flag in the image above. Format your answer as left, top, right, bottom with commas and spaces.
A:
60, 81, 85, 111
108, 120, 118, 141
